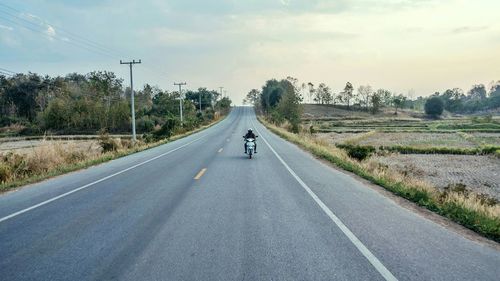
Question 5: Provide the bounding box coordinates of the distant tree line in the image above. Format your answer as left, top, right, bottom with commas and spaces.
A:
0, 72, 231, 136
428, 83, 500, 114
245, 78, 500, 116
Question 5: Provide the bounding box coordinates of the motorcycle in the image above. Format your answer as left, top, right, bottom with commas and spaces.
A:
244, 136, 257, 159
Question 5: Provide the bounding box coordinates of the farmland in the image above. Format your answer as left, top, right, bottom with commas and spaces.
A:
305, 104, 500, 201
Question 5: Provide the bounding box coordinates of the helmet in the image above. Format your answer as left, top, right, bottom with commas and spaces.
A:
248, 128, 253, 133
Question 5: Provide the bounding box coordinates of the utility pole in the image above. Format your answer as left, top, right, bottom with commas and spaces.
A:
198, 92, 202, 112
120, 59, 141, 143
219, 86, 224, 99
174, 82, 187, 123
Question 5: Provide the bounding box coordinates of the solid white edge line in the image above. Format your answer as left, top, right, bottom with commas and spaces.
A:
252, 120, 398, 281
0, 133, 213, 224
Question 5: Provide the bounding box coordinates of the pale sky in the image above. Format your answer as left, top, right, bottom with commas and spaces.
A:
1, 0, 499, 104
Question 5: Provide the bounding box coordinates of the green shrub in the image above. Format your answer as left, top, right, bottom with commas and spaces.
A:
153, 117, 179, 140
136, 116, 155, 133
204, 109, 215, 121
336, 144, 376, 161
425, 97, 444, 117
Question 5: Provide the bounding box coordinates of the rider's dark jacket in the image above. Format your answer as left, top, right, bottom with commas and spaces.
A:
244, 132, 256, 139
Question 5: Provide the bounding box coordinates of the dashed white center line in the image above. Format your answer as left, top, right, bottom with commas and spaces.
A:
194, 168, 207, 180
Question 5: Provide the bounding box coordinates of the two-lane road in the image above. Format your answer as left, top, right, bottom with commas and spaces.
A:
1, 107, 499, 280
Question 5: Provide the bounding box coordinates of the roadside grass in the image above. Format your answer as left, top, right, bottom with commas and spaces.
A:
258, 117, 500, 242
0, 116, 226, 193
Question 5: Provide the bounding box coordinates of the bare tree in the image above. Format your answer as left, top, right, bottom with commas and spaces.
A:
357, 85, 373, 110
307, 82, 315, 104
342, 82, 354, 109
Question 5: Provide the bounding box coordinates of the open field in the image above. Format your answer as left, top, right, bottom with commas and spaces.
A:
372, 154, 500, 201
304, 104, 500, 203
0, 139, 101, 154
0, 134, 132, 154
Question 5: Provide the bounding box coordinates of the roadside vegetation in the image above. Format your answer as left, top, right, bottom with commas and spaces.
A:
249, 77, 500, 242
0, 71, 231, 191
260, 118, 500, 242
0, 71, 231, 137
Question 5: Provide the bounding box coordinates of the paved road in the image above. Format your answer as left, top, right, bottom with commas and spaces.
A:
0, 107, 499, 281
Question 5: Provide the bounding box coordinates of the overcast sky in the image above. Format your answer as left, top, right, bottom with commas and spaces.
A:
1, 0, 499, 104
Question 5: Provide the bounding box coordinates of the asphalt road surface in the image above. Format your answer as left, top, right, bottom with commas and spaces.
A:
0, 107, 499, 281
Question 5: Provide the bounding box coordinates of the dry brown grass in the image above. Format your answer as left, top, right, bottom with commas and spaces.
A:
0, 115, 226, 190
344, 130, 377, 145
0, 123, 26, 134
0, 139, 103, 183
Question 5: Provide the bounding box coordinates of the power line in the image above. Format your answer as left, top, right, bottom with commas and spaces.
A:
0, 14, 120, 60
0, 3, 125, 59
0, 67, 16, 77
0, 67, 16, 74
0, 71, 13, 77
0, 3, 169, 80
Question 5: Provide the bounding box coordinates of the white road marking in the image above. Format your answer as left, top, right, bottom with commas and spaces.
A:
0, 136, 204, 224
218, 148, 223, 153
253, 121, 398, 281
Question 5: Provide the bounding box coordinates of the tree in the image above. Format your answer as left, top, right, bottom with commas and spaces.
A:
260, 79, 282, 111
370, 93, 381, 114
244, 89, 260, 105
316, 83, 332, 105
135, 84, 154, 117
323, 89, 333, 105
489, 81, 500, 108
258, 78, 303, 132
3, 73, 43, 121
185, 88, 216, 111
357, 85, 373, 109
0, 70, 230, 135
462, 84, 487, 112
441, 88, 464, 112
341, 82, 354, 109
276, 79, 303, 133
307, 82, 315, 104
467, 84, 487, 100
215, 96, 232, 114
333, 94, 342, 106
392, 94, 406, 115
424, 96, 444, 117
286, 76, 303, 103
151, 91, 179, 117
377, 89, 392, 106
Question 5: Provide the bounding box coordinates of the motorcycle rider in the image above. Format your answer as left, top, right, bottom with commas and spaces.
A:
244, 128, 257, 154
